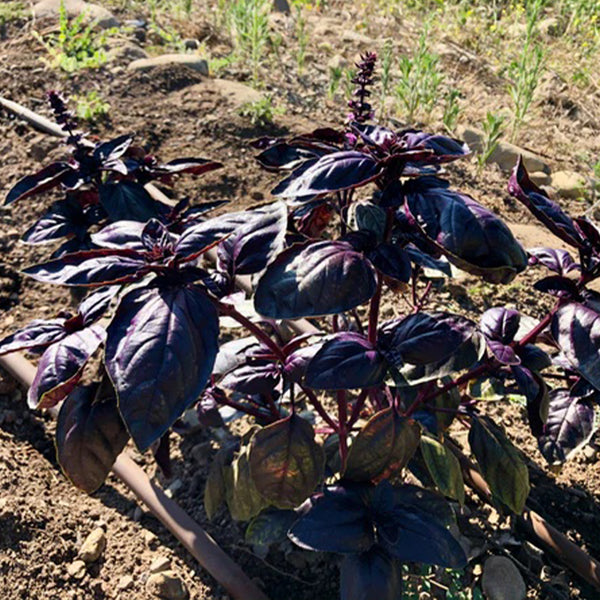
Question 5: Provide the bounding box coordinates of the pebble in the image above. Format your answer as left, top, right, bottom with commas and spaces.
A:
66, 560, 87, 580
117, 575, 134, 591
149, 556, 171, 574
127, 55, 209, 76
32, 0, 119, 29
133, 506, 144, 522
144, 530, 158, 545
146, 571, 188, 600
481, 556, 526, 600
550, 170, 586, 199
78, 527, 106, 563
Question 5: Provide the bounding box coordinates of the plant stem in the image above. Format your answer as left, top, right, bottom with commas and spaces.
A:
368, 274, 383, 344
337, 389, 348, 470
299, 384, 338, 431
348, 388, 369, 428
413, 280, 433, 313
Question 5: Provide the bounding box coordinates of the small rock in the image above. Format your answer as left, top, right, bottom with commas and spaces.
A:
67, 560, 87, 579
481, 556, 526, 600
33, 0, 119, 29
107, 43, 148, 62
457, 125, 550, 174
146, 571, 188, 600
78, 527, 106, 563
117, 575, 134, 591
132, 506, 144, 522
539, 17, 561, 37
327, 54, 348, 71
144, 530, 158, 545
583, 444, 597, 462
273, 0, 290, 14
210, 78, 262, 107
183, 39, 199, 50
341, 30, 373, 48
127, 54, 209, 76
528, 171, 551, 186
149, 556, 171, 574
550, 170, 586, 199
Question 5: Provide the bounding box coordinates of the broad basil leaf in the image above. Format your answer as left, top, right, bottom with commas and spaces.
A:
99, 181, 164, 222
93, 134, 132, 162
5, 162, 72, 204
23, 249, 147, 287
220, 362, 281, 396
528, 247, 579, 276
0, 319, 67, 355
55, 381, 129, 493
368, 243, 412, 283
305, 332, 387, 390
340, 546, 402, 600
254, 241, 377, 319
480, 307, 520, 344
217, 202, 287, 276
511, 365, 548, 436
289, 486, 375, 553
508, 158, 583, 248
538, 388, 596, 465
78, 286, 120, 325
22, 199, 89, 244
28, 325, 106, 410
249, 415, 325, 509
486, 339, 520, 365
156, 157, 223, 176
469, 416, 530, 513
213, 337, 262, 377
225, 449, 268, 521
105, 284, 219, 450
256, 143, 321, 171
551, 302, 600, 389
91, 221, 146, 250
273, 151, 381, 198
349, 200, 387, 240
245, 509, 298, 552
401, 131, 470, 163
405, 177, 527, 283
379, 312, 477, 366
345, 408, 420, 481
420, 435, 465, 504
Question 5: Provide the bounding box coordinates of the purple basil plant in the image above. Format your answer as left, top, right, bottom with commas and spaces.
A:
2, 55, 600, 598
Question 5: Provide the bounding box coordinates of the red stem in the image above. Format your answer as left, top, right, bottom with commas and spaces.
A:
300, 384, 339, 431
368, 274, 383, 344
337, 389, 348, 469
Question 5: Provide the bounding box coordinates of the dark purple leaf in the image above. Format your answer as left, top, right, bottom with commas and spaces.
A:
271, 157, 319, 199
351, 122, 397, 147
528, 247, 579, 275
289, 486, 375, 553
508, 157, 583, 248
273, 151, 381, 198
256, 143, 323, 171
534, 275, 578, 298
404, 244, 452, 276
551, 302, 600, 389
517, 344, 551, 371
486, 339, 520, 365
91, 221, 146, 250
511, 365, 548, 436
480, 307, 520, 344
155, 157, 223, 176
220, 362, 281, 396
141, 218, 176, 252
340, 546, 402, 600
217, 202, 287, 276
255, 240, 377, 319
78, 286, 120, 325
245, 509, 298, 551
93, 134, 132, 162
468, 416, 530, 513
379, 312, 477, 366
405, 177, 527, 283
28, 325, 105, 410
538, 388, 596, 464
283, 341, 326, 383
305, 332, 387, 390
5, 162, 72, 205
23, 248, 147, 287
55, 381, 129, 493
197, 387, 226, 428
0, 319, 67, 355
213, 337, 262, 377
249, 414, 325, 509
99, 181, 166, 222
367, 243, 412, 283
22, 199, 89, 244
105, 284, 219, 451
400, 130, 470, 163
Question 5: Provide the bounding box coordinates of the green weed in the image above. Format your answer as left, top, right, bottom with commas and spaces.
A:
477, 111, 505, 171
73, 91, 110, 123
442, 88, 461, 134
238, 95, 282, 126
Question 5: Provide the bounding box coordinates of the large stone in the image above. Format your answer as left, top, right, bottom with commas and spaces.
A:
457, 125, 550, 174
481, 556, 526, 600
146, 571, 188, 600
550, 170, 586, 199
78, 527, 106, 563
106, 43, 148, 63
210, 78, 263, 106
33, 0, 119, 29
127, 54, 209, 76
273, 0, 290, 13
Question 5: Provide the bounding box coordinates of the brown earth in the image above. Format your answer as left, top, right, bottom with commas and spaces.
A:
1, 1, 600, 599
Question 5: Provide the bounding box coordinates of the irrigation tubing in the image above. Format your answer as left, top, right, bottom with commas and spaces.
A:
2, 96, 600, 592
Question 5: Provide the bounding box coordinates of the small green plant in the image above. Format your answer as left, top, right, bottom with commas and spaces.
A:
508, 0, 545, 139
477, 111, 505, 170
379, 38, 394, 115
394, 26, 443, 123
327, 66, 343, 100
0, 1, 25, 23
148, 20, 187, 53
33, 0, 110, 72
228, 0, 271, 84
73, 91, 110, 123
295, 7, 309, 74
442, 88, 461, 134
238, 95, 282, 126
